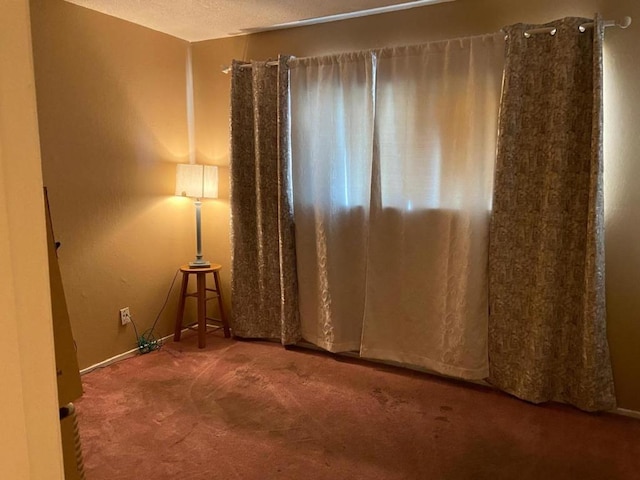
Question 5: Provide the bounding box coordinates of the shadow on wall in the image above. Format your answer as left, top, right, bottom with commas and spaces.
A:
31, 0, 200, 368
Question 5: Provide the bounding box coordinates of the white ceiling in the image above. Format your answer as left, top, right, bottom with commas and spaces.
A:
64, 0, 453, 42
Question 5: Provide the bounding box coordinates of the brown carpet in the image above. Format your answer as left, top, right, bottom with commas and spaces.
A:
77, 332, 640, 480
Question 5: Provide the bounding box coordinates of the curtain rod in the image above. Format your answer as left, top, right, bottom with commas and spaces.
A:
221, 16, 632, 73
222, 59, 290, 74
524, 16, 631, 38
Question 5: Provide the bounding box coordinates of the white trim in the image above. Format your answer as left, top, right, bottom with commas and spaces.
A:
79, 332, 175, 375
614, 408, 640, 420
79, 323, 222, 375
80, 347, 139, 375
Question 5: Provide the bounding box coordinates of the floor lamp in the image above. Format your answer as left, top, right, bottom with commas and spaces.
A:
175, 164, 218, 268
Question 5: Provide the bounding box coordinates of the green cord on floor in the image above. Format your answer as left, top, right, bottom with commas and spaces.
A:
129, 268, 180, 355
137, 329, 161, 354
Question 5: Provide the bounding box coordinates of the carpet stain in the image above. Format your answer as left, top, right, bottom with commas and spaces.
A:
371, 387, 409, 408
440, 405, 453, 412
284, 362, 311, 380
371, 387, 389, 406
226, 353, 251, 364
212, 390, 296, 434
435, 416, 450, 423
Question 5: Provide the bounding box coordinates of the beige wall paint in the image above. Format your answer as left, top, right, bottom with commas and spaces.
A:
193, 0, 640, 410
30, 0, 204, 369
28, 0, 639, 410
0, 1, 64, 478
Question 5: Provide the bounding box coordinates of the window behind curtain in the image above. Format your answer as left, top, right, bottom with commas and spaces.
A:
289, 35, 507, 380
375, 41, 503, 211
289, 52, 375, 352
290, 52, 375, 211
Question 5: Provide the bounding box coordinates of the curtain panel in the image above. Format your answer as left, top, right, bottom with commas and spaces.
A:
361, 34, 504, 379
289, 52, 376, 352
289, 34, 505, 379
488, 16, 616, 411
360, 36, 505, 379
229, 57, 301, 344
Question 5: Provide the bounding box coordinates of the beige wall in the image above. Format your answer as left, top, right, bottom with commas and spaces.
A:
0, 1, 64, 478
193, 0, 640, 410
29, 0, 640, 410
30, 0, 207, 369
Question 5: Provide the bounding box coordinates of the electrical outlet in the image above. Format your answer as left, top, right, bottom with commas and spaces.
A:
120, 307, 131, 325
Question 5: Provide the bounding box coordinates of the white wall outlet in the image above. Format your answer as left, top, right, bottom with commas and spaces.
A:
119, 307, 131, 325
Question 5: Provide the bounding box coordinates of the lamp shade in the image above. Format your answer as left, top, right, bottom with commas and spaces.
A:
175, 164, 218, 199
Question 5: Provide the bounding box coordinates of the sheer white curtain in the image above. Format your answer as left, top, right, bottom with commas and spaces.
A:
289, 35, 505, 379
361, 36, 505, 379
289, 53, 375, 351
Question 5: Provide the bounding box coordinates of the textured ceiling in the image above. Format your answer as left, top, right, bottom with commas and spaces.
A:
64, 0, 453, 42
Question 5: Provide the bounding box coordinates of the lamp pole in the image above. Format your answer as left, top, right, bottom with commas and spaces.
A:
190, 199, 209, 268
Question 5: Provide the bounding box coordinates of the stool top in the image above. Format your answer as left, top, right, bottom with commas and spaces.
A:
180, 264, 222, 273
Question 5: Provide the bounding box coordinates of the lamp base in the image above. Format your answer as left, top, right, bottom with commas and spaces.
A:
189, 260, 211, 268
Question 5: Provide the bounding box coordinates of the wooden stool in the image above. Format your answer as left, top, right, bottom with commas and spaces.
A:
173, 264, 230, 348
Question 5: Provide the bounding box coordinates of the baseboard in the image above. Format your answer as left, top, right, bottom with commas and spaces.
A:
80, 322, 222, 375
614, 407, 640, 420
79, 332, 176, 375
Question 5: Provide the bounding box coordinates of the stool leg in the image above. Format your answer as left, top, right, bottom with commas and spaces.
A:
196, 271, 207, 348
174, 272, 189, 342
213, 271, 231, 338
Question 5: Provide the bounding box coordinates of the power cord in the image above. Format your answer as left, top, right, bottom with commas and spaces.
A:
129, 268, 181, 355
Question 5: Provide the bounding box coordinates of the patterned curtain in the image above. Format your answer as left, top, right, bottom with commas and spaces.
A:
488, 16, 616, 411
230, 56, 301, 344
